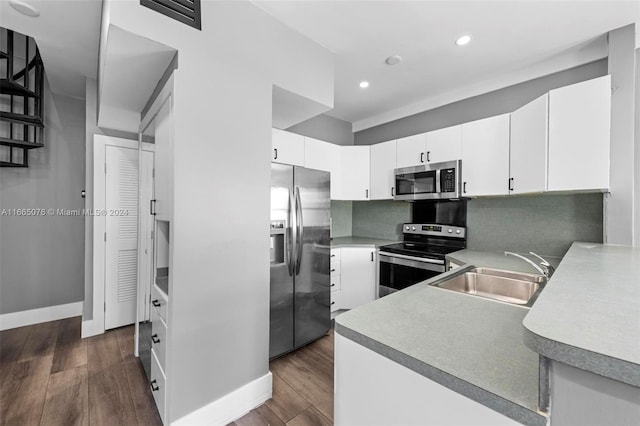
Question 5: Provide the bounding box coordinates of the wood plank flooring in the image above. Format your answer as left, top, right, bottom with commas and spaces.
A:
1, 318, 335, 426
0, 317, 161, 426
231, 330, 335, 426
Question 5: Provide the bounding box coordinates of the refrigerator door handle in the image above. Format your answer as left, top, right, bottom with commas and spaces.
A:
287, 189, 295, 277
295, 187, 304, 275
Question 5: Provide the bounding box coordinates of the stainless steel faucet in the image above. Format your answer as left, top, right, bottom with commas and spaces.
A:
504, 251, 547, 277
529, 252, 555, 278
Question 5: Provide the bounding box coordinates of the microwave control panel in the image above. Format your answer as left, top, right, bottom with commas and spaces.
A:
440, 168, 456, 192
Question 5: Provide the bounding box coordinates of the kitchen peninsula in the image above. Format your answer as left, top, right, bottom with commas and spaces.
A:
334, 242, 640, 425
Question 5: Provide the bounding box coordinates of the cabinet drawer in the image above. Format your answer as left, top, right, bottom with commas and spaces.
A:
151, 309, 167, 371
330, 275, 341, 292
331, 290, 342, 312
150, 349, 166, 424
151, 285, 168, 323
330, 261, 341, 276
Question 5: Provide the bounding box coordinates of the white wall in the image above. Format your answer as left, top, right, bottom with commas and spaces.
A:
101, 0, 334, 421
0, 79, 85, 314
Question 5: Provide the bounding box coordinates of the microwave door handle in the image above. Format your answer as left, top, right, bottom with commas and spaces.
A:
435, 169, 442, 193
295, 187, 303, 275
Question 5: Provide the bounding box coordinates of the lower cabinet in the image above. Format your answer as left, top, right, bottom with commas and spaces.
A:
149, 285, 169, 423
339, 247, 377, 309
150, 349, 166, 424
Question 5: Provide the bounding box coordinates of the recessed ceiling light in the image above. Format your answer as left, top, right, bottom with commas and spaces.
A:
359, 81, 370, 89
9, 0, 40, 17
455, 35, 472, 46
385, 55, 402, 66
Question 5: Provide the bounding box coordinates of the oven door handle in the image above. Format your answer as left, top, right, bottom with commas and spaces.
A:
378, 252, 445, 271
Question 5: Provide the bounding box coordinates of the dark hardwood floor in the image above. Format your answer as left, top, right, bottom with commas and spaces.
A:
0, 318, 335, 426
0, 317, 162, 426
231, 330, 335, 426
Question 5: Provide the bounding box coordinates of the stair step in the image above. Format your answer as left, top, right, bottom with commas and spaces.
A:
0, 79, 38, 97
0, 112, 44, 127
0, 137, 44, 149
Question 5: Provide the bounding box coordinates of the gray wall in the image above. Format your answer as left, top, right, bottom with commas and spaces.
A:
0, 80, 86, 314
331, 201, 353, 237
287, 113, 354, 146
352, 200, 411, 241
354, 59, 608, 145
467, 194, 603, 258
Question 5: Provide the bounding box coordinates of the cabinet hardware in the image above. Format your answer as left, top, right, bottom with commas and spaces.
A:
331, 268, 335, 272
509, 177, 514, 191
366, 189, 369, 198
463, 182, 467, 194
426, 151, 431, 162
152, 334, 160, 344
331, 301, 335, 305
420, 152, 425, 163
331, 283, 335, 287
150, 380, 159, 391
152, 299, 161, 307
274, 148, 278, 160
150, 199, 157, 216
331, 254, 336, 258
391, 187, 394, 197
371, 252, 374, 262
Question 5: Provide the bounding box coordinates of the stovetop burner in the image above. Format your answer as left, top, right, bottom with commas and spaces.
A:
379, 223, 467, 260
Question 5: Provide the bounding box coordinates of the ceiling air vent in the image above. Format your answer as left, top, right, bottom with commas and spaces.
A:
141, 0, 201, 30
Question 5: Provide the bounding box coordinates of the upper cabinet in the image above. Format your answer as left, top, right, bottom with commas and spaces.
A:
370, 140, 397, 200
461, 114, 510, 197
547, 76, 611, 192
153, 95, 174, 221
425, 125, 462, 164
272, 129, 305, 166
396, 133, 426, 168
510, 94, 549, 195
304, 136, 342, 199
341, 146, 370, 200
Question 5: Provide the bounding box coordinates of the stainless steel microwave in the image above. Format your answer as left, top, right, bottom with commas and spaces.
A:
394, 160, 461, 201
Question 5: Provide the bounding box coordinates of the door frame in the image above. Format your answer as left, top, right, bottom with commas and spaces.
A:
91, 134, 139, 336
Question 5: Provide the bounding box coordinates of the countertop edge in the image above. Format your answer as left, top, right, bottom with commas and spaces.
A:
522, 322, 640, 387
335, 322, 547, 426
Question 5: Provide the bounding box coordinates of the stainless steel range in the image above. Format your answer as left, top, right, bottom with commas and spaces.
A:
378, 223, 467, 297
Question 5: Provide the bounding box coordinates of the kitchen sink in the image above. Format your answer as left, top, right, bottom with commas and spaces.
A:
433, 267, 547, 307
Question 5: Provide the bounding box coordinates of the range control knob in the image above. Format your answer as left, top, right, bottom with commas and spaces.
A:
412, 226, 416, 231
405, 226, 410, 231
456, 230, 461, 234
448, 228, 453, 233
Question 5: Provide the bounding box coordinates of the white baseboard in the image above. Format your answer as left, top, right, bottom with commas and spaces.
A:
172, 372, 273, 426
81, 318, 103, 338
0, 301, 83, 331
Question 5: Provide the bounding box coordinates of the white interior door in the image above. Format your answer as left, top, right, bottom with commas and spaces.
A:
105, 145, 139, 330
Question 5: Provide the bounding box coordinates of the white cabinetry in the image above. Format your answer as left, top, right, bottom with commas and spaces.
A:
510, 94, 548, 194
304, 137, 342, 199
547, 76, 610, 192
154, 95, 173, 220
370, 140, 397, 200
340, 146, 370, 200
330, 249, 342, 314
150, 285, 168, 424
272, 129, 305, 166
425, 125, 462, 164
396, 133, 427, 168
461, 114, 510, 197
340, 247, 376, 309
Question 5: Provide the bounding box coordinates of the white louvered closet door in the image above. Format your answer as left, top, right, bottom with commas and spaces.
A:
105, 145, 139, 330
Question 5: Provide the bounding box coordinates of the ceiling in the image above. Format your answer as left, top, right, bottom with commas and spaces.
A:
0, 0, 102, 99
254, 0, 640, 131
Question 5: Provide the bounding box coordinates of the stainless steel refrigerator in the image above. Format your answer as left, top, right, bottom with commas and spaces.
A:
270, 163, 331, 359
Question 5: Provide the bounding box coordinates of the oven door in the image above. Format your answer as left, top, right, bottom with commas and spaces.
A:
378, 252, 445, 297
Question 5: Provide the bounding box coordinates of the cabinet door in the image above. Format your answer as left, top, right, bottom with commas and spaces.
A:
305, 137, 341, 199
396, 134, 427, 168
461, 114, 510, 197
370, 140, 397, 200
154, 95, 173, 221
340, 247, 376, 309
548, 76, 610, 192
272, 129, 305, 166
340, 146, 370, 200
510, 94, 548, 194
425, 125, 462, 164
